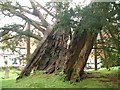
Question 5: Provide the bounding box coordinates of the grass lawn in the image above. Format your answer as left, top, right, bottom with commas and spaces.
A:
0, 66, 119, 88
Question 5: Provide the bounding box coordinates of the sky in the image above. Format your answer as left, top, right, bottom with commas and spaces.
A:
0, 0, 91, 27
0, 0, 118, 27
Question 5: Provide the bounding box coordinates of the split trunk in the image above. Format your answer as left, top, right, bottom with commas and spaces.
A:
17, 28, 68, 79
64, 32, 97, 81
17, 29, 97, 82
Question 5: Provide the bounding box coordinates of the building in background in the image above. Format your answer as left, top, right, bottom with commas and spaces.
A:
0, 38, 37, 67
0, 43, 26, 67
85, 50, 103, 70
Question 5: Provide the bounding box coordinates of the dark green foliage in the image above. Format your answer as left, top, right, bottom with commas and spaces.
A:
54, 2, 114, 36
54, 2, 120, 67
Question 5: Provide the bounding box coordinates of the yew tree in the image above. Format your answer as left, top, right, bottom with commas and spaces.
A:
0, 0, 119, 82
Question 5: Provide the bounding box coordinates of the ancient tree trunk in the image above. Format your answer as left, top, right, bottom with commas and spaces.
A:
36, 30, 68, 74
17, 28, 68, 79
17, 29, 97, 82
64, 32, 97, 82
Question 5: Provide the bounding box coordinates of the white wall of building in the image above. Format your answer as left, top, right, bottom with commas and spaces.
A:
0, 47, 26, 67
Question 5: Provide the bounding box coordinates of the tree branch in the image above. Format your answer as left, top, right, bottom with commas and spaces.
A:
0, 27, 42, 40
15, 12, 46, 33
29, 0, 49, 27
33, 0, 56, 18
0, 3, 46, 33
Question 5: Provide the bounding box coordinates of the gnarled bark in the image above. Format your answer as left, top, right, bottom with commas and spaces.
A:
17, 28, 68, 79
64, 32, 97, 82
17, 30, 98, 82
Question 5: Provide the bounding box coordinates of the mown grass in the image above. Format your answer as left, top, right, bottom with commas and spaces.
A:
0, 66, 119, 88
